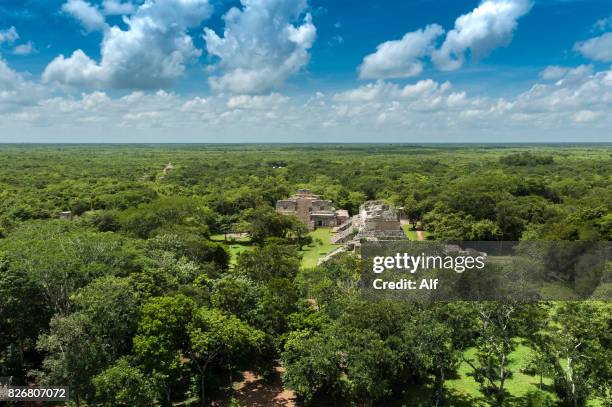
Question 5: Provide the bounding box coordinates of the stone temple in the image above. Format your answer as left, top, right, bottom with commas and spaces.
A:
332, 200, 407, 246
319, 200, 407, 264
276, 189, 349, 230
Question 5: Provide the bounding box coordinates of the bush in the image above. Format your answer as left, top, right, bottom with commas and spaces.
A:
523, 390, 556, 407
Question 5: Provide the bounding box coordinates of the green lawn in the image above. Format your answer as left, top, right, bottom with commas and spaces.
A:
299, 227, 340, 269
398, 342, 556, 406
402, 224, 431, 240
210, 233, 250, 243
210, 229, 339, 268
445, 343, 554, 405
210, 234, 254, 266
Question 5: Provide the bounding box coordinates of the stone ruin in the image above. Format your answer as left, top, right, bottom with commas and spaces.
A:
332, 200, 406, 245
276, 189, 349, 230
319, 200, 407, 264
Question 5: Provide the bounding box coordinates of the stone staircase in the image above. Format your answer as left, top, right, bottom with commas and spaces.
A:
331, 224, 357, 244
318, 246, 347, 265
335, 217, 354, 233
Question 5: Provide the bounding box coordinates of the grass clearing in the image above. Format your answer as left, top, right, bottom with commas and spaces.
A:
402, 224, 431, 240
210, 234, 254, 266
446, 342, 553, 404
300, 227, 340, 269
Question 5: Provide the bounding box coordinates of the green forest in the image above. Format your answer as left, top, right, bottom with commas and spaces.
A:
0, 144, 610, 406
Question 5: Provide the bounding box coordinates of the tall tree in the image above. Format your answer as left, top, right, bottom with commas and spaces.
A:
187, 308, 264, 406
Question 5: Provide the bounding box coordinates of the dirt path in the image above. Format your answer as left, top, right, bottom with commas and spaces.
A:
227, 366, 298, 407
401, 220, 426, 241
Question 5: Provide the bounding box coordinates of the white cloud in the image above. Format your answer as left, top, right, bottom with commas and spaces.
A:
540, 64, 593, 81
593, 15, 612, 32
0, 58, 21, 89
43, 50, 104, 87
0, 58, 46, 112
333, 79, 453, 103
13, 41, 36, 56
102, 0, 136, 15
204, 0, 316, 94
573, 110, 601, 123
2, 62, 611, 142
574, 32, 612, 62
514, 68, 612, 114
0, 27, 19, 44
44, 0, 213, 90
357, 0, 531, 79
333, 81, 399, 102
61, 0, 107, 32
227, 93, 289, 109
358, 24, 444, 79
432, 0, 532, 70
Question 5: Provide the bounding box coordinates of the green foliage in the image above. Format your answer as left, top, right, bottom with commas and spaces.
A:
93, 358, 158, 407
0, 144, 610, 406
187, 308, 264, 404
133, 295, 195, 403
500, 151, 554, 166
119, 197, 214, 239
236, 243, 301, 282
462, 303, 524, 406
531, 302, 612, 407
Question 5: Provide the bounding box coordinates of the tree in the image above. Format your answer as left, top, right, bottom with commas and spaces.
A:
72, 276, 141, 358
463, 303, 520, 407
133, 295, 195, 406
243, 206, 294, 244
0, 221, 140, 315
210, 274, 261, 323
92, 358, 157, 407
236, 243, 301, 282
37, 313, 110, 406
0, 251, 51, 381
119, 197, 214, 239
283, 323, 398, 406
146, 233, 229, 271
187, 307, 264, 406
533, 303, 611, 407
409, 315, 462, 406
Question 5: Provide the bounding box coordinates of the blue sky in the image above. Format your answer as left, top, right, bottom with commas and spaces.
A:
0, 0, 611, 142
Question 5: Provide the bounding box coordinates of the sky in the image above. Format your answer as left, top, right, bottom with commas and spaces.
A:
0, 0, 611, 143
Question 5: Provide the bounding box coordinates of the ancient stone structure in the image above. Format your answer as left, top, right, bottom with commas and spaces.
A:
276, 189, 349, 230
319, 201, 407, 265
331, 200, 407, 245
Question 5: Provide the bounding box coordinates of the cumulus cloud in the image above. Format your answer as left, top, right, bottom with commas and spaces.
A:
514, 68, 612, 115
540, 65, 593, 81
102, 0, 136, 15
333, 79, 463, 114
574, 32, 612, 62
432, 0, 532, 70
0, 26, 19, 44
3, 60, 611, 142
227, 93, 289, 109
0, 58, 46, 111
44, 0, 213, 89
204, 0, 316, 94
331, 65, 612, 133
13, 41, 36, 55
357, 0, 532, 79
593, 15, 612, 32
61, 0, 107, 32
358, 24, 444, 79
